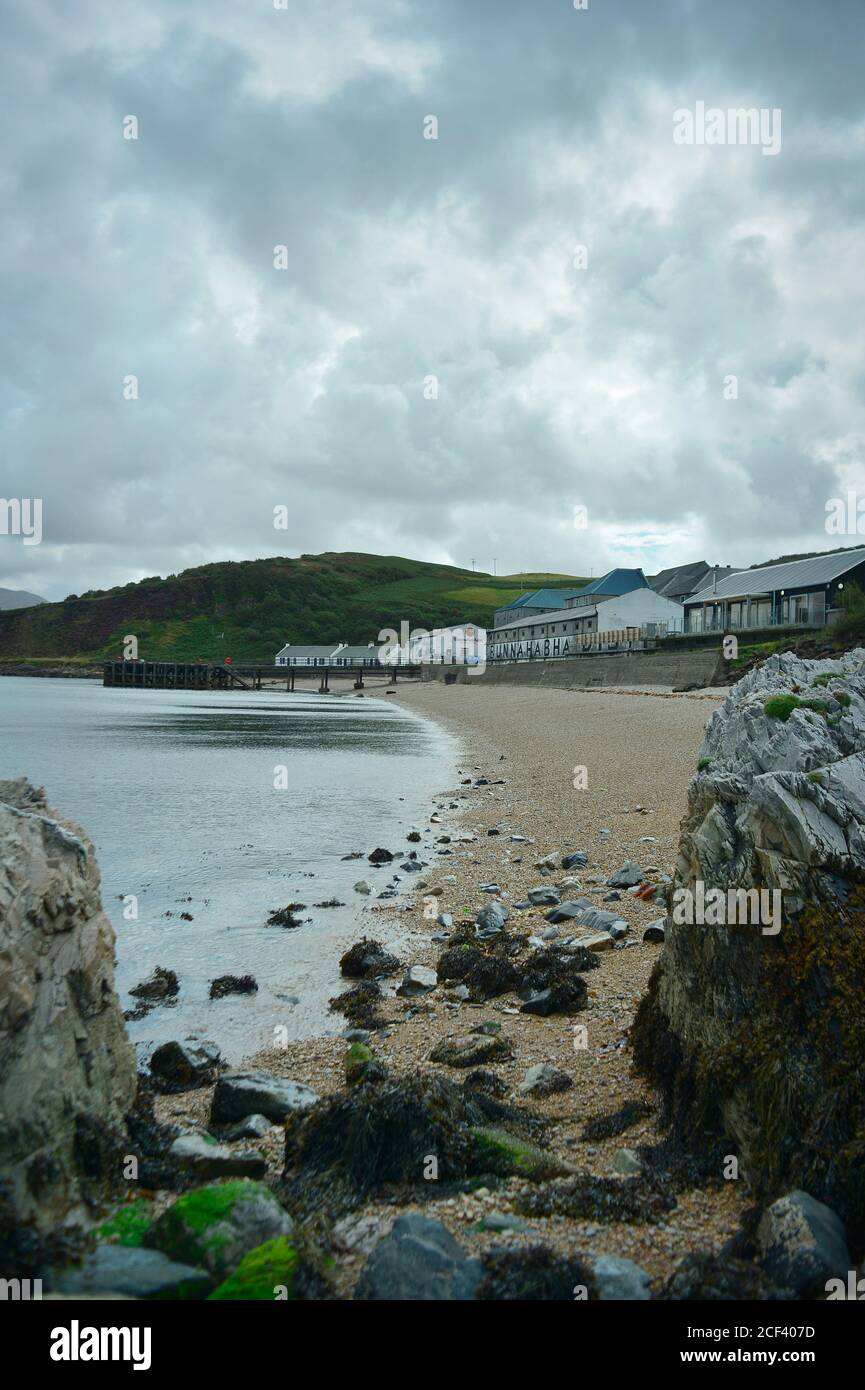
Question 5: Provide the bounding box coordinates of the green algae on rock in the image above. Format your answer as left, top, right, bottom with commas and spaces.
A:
208, 1236, 299, 1301
145, 1179, 294, 1278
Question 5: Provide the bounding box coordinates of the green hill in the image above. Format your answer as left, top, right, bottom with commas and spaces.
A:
0, 553, 590, 666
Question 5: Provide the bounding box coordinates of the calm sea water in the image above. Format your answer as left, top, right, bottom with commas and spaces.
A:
0, 677, 457, 1062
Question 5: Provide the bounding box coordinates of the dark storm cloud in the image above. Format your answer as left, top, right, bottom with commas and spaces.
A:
1, 0, 864, 598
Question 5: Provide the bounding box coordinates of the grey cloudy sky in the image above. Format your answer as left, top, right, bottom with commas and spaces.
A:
3, 0, 865, 600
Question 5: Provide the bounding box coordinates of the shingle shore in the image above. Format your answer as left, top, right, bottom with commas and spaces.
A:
157, 679, 748, 1295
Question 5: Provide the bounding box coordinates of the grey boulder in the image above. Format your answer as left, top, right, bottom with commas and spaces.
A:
54, 1246, 213, 1300
210, 1070, 319, 1125
757, 1190, 851, 1297
355, 1214, 481, 1300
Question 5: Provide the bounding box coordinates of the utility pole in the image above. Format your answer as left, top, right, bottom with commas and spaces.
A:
492, 558, 497, 576
471, 558, 476, 573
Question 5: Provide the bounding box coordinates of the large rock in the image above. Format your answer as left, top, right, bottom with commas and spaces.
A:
149, 1039, 223, 1093
0, 779, 137, 1230
145, 1179, 294, 1278
589, 1253, 651, 1300
168, 1134, 267, 1180
210, 1071, 319, 1125
355, 1214, 481, 1300
53, 1245, 212, 1300
757, 1190, 851, 1297
632, 651, 865, 1244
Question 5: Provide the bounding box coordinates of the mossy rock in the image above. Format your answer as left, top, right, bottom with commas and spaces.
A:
144, 1179, 294, 1278
470, 1126, 570, 1180
208, 1236, 299, 1301
96, 1199, 153, 1249
345, 1043, 377, 1085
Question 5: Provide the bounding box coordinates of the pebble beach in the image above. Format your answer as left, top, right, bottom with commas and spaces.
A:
155, 677, 750, 1296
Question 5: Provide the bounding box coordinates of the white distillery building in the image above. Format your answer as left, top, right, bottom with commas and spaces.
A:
488, 587, 684, 662
388, 623, 485, 666
274, 643, 347, 667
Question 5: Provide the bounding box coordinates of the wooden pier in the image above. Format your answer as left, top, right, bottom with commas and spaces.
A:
103, 661, 420, 693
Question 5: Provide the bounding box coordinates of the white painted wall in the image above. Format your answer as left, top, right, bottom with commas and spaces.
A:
597, 589, 684, 632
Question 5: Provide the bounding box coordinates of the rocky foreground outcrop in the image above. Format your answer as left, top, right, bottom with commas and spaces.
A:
0, 778, 137, 1230
633, 649, 865, 1244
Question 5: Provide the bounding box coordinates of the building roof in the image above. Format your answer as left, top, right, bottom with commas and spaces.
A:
649, 562, 739, 600
493, 605, 597, 633
333, 645, 382, 660
566, 568, 650, 602
500, 587, 585, 612
686, 547, 865, 605
274, 644, 345, 659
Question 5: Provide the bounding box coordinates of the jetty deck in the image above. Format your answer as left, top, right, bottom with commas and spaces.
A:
102, 660, 420, 691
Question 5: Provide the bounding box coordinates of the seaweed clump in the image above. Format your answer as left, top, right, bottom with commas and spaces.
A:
339, 937, 400, 979
581, 1098, 654, 1142
436, 936, 521, 1002
517, 946, 597, 1014
513, 1173, 675, 1225
658, 1251, 794, 1301
328, 980, 388, 1030
281, 1071, 551, 1218
476, 1245, 598, 1301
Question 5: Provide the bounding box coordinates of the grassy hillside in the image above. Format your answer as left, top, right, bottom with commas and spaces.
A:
0, 553, 589, 665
